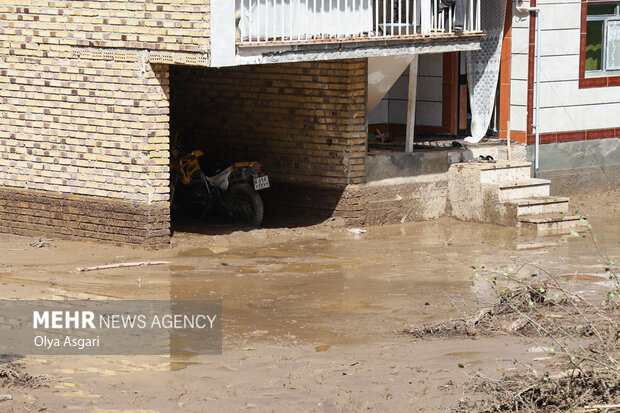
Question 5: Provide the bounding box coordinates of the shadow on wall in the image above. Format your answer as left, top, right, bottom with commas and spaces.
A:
365, 146, 491, 182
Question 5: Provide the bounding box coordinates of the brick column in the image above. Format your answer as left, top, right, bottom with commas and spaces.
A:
0, 54, 171, 247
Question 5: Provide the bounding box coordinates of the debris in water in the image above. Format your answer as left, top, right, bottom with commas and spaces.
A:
345, 228, 367, 235
403, 287, 565, 338
30, 238, 53, 248
0, 362, 48, 388
75, 261, 170, 273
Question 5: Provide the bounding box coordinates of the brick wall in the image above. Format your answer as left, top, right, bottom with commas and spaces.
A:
0, 53, 171, 246
170, 60, 367, 187
0, 186, 170, 247
170, 59, 368, 216
0, 1, 213, 245
1, 57, 170, 202
0, 1, 210, 62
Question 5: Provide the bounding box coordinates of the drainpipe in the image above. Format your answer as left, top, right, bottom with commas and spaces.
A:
515, 0, 541, 177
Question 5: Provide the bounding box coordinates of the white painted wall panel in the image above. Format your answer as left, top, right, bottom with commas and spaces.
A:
368, 99, 388, 124
538, 3, 581, 30
510, 79, 528, 106
416, 102, 443, 127
387, 75, 409, 100
541, 81, 620, 107
539, 55, 580, 82
512, 8, 531, 29
416, 53, 443, 125
511, 12, 529, 140
511, 104, 528, 131
369, 53, 444, 127
539, 103, 620, 133
388, 100, 408, 124
419, 53, 444, 76
417, 76, 443, 101
511, 27, 530, 54
511, 12, 530, 134
510, 7, 531, 132
511, 54, 529, 81
539, 29, 581, 56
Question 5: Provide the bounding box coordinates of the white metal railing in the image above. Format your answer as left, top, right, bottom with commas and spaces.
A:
236, 0, 481, 44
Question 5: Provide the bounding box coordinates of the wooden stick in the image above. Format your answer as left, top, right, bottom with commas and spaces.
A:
580, 404, 620, 412
507, 121, 512, 161
76, 261, 170, 273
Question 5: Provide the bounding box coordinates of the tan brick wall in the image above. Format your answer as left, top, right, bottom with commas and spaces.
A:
170, 59, 367, 190
0, 1, 206, 244
1, 56, 170, 202
0, 186, 170, 247
0, 1, 210, 58
0, 51, 171, 244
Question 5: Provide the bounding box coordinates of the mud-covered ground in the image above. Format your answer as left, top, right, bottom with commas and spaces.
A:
0, 190, 618, 412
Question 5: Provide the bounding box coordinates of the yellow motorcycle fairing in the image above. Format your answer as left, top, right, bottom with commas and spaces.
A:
176, 150, 204, 185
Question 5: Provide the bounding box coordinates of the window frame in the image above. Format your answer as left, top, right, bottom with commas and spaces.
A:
580, 0, 620, 87
585, 3, 620, 75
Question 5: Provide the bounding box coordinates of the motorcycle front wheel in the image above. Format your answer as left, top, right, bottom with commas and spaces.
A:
225, 183, 264, 226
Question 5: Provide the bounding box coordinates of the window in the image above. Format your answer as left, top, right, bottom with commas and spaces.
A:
586, 3, 620, 74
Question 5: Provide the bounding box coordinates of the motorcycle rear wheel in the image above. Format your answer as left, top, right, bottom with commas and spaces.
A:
226, 183, 264, 226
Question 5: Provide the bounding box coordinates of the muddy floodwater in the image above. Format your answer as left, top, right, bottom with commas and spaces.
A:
0, 190, 618, 412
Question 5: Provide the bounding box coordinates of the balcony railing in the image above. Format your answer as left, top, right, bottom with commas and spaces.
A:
236, 0, 481, 45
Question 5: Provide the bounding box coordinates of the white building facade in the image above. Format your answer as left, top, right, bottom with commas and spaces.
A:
506, 0, 620, 180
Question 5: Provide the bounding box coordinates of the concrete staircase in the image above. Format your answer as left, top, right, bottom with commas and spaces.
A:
448, 160, 586, 233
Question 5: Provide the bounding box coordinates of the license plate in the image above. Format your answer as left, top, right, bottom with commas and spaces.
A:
253, 175, 270, 190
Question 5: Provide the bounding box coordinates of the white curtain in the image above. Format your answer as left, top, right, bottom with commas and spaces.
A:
607, 20, 620, 71
465, 0, 507, 143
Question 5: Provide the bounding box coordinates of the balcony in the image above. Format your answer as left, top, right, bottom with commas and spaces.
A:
237, 0, 481, 44
211, 0, 483, 66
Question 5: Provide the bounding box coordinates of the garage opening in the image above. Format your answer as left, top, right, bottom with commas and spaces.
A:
168, 60, 368, 231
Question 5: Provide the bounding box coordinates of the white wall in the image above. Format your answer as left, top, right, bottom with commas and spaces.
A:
509, 2, 530, 132
510, 0, 620, 134
416, 53, 444, 127
368, 53, 444, 127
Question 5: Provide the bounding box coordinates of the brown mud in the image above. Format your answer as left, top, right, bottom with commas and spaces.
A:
0, 189, 618, 412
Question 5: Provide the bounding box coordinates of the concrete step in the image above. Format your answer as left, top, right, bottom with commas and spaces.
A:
479, 161, 532, 184
506, 196, 570, 216
518, 213, 587, 234
497, 178, 550, 201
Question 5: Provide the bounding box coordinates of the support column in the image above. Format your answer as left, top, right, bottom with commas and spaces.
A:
406, 55, 419, 153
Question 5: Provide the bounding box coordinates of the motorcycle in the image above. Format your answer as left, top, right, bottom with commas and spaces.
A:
170, 134, 269, 226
